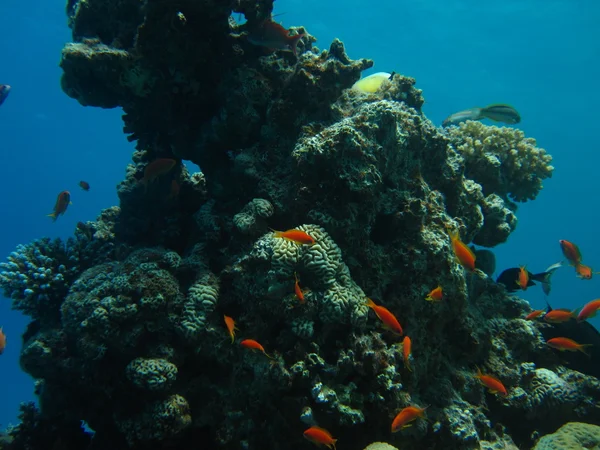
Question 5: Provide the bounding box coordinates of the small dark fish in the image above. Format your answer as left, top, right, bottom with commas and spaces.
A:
442, 107, 483, 127
79, 181, 90, 191
496, 262, 562, 295
47, 191, 72, 222
473, 248, 496, 277
0, 85, 10, 107
540, 299, 600, 378
480, 104, 520, 124
247, 19, 305, 56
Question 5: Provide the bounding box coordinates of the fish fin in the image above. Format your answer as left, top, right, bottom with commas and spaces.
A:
46, 213, 57, 222
288, 33, 305, 56
532, 263, 562, 295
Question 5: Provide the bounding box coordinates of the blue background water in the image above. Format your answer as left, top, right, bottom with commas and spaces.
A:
0, 0, 598, 429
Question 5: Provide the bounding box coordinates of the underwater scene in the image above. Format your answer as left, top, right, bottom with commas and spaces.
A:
0, 0, 599, 449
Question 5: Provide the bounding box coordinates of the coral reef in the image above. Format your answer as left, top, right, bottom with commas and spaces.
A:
447, 121, 553, 204
1, 0, 583, 449
533, 422, 600, 450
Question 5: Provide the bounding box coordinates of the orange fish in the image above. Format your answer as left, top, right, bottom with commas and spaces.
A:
517, 266, 529, 290
247, 19, 305, 56
546, 337, 592, 356
447, 228, 476, 272
294, 272, 305, 304
303, 426, 337, 449
543, 309, 575, 324
559, 239, 582, 265
425, 285, 443, 302
391, 405, 427, 432
403, 336, 412, 372
577, 299, 600, 322
366, 298, 403, 335
140, 158, 176, 187
574, 263, 595, 280
0, 327, 6, 355
475, 367, 507, 396
223, 315, 238, 343
47, 191, 72, 222
525, 309, 545, 320
271, 228, 315, 245
79, 181, 90, 191
240, 339, 273, 358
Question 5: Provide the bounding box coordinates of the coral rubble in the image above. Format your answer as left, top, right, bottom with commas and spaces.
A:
2, 0, 592, 449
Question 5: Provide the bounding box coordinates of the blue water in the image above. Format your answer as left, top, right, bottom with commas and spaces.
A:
0, 0, 598, 429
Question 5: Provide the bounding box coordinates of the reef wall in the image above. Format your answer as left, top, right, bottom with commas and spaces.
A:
2, 0, 592, 450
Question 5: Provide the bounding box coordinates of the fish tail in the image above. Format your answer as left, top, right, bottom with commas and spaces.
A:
579, 344, 593, 358
47, 213, 57, 222
365, 297, 376, 308
532, 266, 560, 296
289, 33, 305, 56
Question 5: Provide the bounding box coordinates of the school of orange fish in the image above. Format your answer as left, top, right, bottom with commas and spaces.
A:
17, 14, 598, 445
37, 153, 600, 449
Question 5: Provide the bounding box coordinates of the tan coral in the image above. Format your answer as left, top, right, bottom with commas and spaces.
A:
533, 422, 600, 450
447, 121, 553, 202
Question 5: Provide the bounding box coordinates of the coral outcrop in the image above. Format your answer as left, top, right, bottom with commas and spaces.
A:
1, 0, 583, 449
533, 422, 600, 450
447, 121, 553, 204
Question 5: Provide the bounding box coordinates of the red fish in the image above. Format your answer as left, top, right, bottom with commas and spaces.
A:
79, 181, 90, 191
271, 228, 315, 245
475, 367, 507, 397
577, 299, 600, 322
47, 191, 71, 222
303, 426, 337, 449
391, 405, 427, 432
425, 285, 443, 302
574, 263, 595, 280
294, 272, 305, 304
240, 339, 273, 359
223, 315, 238, 343
525, 309, 545, 320
517, 266, 529, 290
247, 19, 305, 56
0, 327, 6, 355
543, 309, 575, 324
403, 336, 412, 372
559, 240, 582, 265
366, 298, 403, 335
140, 158, 176, 187
447, 228, 476, 272
546, 337, 592, 356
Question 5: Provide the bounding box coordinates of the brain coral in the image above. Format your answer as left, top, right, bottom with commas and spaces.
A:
533, 422, 600, 450
447, 121, 553, 203
228, 224, 368, 327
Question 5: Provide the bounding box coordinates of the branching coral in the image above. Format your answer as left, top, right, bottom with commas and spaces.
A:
0, 238, 79, 323
447, 121, 553, 203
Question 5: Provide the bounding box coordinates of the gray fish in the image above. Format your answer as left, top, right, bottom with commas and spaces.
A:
480, 104, 520, 124
473, 248, 496, 277
442, 107, 483, 127
0, 84, 10, 107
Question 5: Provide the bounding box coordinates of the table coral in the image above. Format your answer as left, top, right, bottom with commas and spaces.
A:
447, 121, 553, 203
